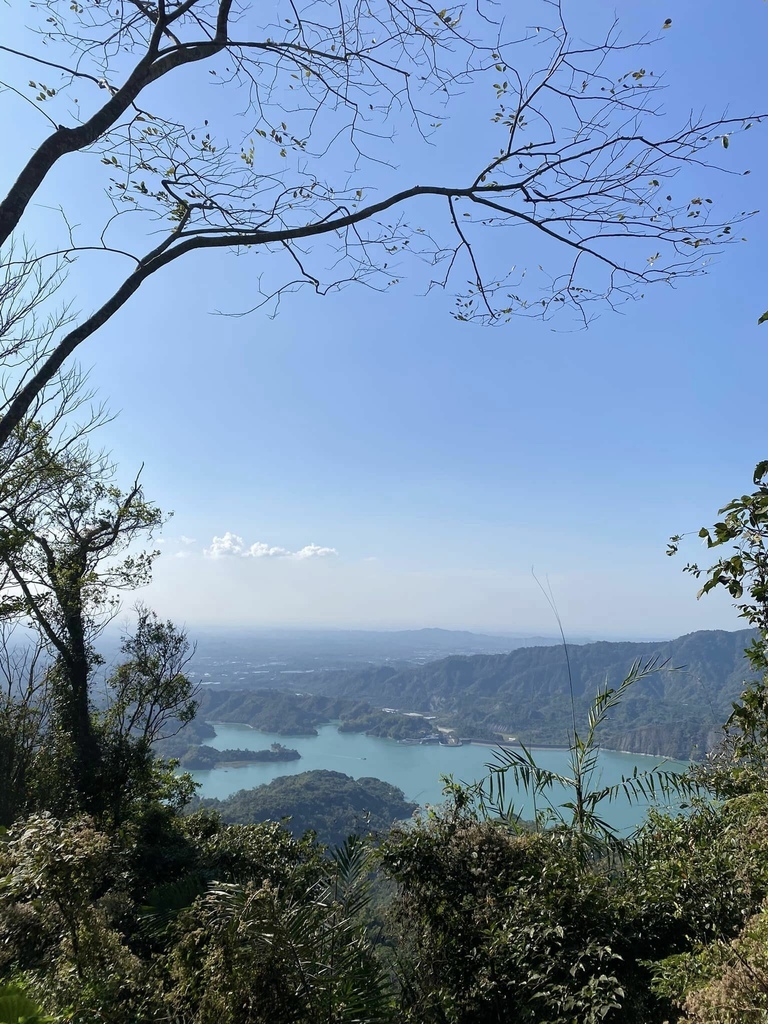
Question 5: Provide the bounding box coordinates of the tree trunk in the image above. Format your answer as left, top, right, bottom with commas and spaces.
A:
55, 566, 103, 812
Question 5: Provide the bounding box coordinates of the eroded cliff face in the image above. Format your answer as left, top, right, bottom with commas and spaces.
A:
601, 724, 724, 760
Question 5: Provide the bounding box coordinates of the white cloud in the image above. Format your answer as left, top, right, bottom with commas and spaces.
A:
204, 532, 338, 561
173, 550, 190, 559
179, 535, 197, 546
247, 542, 291, 558
293, 544, 338, 560
204, 532, 246, 558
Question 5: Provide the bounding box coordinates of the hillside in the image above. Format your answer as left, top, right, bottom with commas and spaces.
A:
304, 629, 757, 757
184, 629, 760, 759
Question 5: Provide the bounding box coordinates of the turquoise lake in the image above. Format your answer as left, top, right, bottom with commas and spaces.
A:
190, 722, 689, 833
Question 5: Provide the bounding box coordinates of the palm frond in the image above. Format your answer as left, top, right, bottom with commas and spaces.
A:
477, 653, 686, 848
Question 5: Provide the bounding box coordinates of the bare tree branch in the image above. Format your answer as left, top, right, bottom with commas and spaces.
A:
0, 0, 761, 450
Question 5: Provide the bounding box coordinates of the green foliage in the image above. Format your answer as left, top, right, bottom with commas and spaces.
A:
379, 784, 768, 1024
0, 985, 52, 1023
94, 609, 199, 824
0, 813, 150, 1022
180, 813, 326, 891
0, 437, 164, 632
382, 803, 630, 1023
0, 808, 373, 1023
629, 798, 768, 948
0, 428, 168, 815
643, 796, 768, 1021
166, 837, 394, 1024
0, 440, 198, 825
672, 462, 768, 791
101, 609, 198, 744
652, 902, 768, 1022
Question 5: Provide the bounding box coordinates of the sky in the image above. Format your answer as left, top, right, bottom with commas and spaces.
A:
0, 0, 766, 638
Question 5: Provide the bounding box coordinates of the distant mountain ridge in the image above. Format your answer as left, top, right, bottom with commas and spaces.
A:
170, 626, 564, 688
305, 628, 757, 758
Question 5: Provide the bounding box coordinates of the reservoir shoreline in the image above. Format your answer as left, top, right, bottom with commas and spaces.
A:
206, 719, 675, 759
191, 721, 688, 833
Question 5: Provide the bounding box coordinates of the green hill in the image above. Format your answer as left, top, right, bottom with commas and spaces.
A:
307, 629, 756, 757
195, 770, 417, 846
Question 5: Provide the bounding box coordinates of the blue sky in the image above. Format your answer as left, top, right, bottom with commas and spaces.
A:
1, 0, 766, 637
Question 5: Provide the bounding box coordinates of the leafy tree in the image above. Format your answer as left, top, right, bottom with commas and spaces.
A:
380, 780, 768, 1024
0, 812, 148, 1021
635, 794, 768, 1023
0, 1, 758, 445
382, 799, 630, 1024
103, 607, 197, 747
97, 608, 198, 824
0, 435, 164, 811
654, 902, 768, 1023
0, 388, 202, 824
670, 461, 768, 793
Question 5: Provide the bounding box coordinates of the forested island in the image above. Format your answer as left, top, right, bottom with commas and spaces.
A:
193, 770, 418, 846
178, 742, 300, 770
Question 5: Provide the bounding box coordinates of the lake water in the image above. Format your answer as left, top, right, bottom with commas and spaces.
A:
190, 722, 688, 833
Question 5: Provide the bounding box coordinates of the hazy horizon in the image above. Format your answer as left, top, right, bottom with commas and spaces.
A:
111, 581, 745, 644
135, 539, 744, 641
